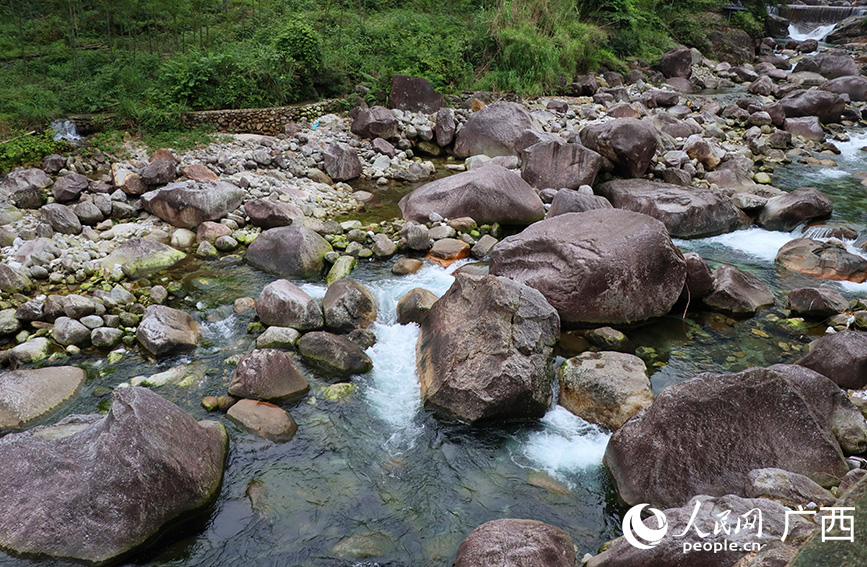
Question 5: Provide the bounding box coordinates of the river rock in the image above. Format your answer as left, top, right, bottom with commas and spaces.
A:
256, 279, 323, 331
323, 143, 362, 181
256, 326, 300, 350
757, 187, 833, 231
787, 287, 848, 318
703, 265, 774, 314
780, 89, 845, 124
389, 75, 444, 113
91, 327, 123, 348
244, 199, 303, 228
226, 399, 297, 442
396, 287, 437, 325
0, 387, 226, 564
417, 274, 559, 423
136, 305, 200, 357
351, 106, 399, 140
7, 337, 50, 366
40, 204, 81, 235
586, 494, 816, 567
51, 173, 89, 202
490, 210, 686, 324
745, 468, 836, 508
596, 179, 743, 239
52, 317, 91, 347
558, 351, 652, 430
73, 201, 104, 225
140, 159, 177, 186
454, 102, 541, 158
604, 364, 867, 508
821, 75, 867, 101
547, 190, 612, 217
776, 238, 867, 282
228, 349, 309, 401
520, 141, 603, 190
399, 163, 545, 225
100, 237, 186, 279
0, 309, 20, 336
246, 225, 333, 278
435, 107, 456, 146
63, 295, 96, 318
579, 118, 659, 178
0, 168, 51, 209
322, 278, 377, 333
682, 252, 714, 300
784, 116, 825, 141
0, 367, 85, 430
0, 264, 32, 293
794, 51, 860, 79
455, 519, 575, 567
41, 154, 66, 175
298, 331, 373, 379
141, 180, 245, 229
797, 330, 867, 390
659, 46, 693, 78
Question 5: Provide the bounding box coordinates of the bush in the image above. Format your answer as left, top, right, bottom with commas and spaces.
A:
0, 130, 66, 173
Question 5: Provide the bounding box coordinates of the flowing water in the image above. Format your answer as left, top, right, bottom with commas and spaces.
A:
5, 132, 867, 565
787, 22, 838, 42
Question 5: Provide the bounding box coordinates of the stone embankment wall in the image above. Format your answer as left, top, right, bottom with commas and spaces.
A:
180, 99, 345, 135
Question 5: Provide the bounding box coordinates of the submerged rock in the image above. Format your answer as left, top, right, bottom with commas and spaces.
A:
0, 387, 226, 564
417, 274, 559, 423
226, 399, 298, 442
0, 367, 85, 430
298, 331, 373, 379
456, 519, 575, 567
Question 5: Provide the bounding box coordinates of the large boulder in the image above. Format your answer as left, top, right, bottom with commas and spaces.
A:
417, 274, 559, 423
780, 89, 846, 124
757, 187, 833, 231
604, 364, 867, 508
454, 102, 541, 158
244, 199, 303, 228
776, 238, 867, 283
784, 116, 826, 142
246, 225, 333, 279
136, 305, 200, 357
0, 387, 226, 564
256, 279, 324, 331
351, 106, 399, 140
547, 190, 612, 217
323, 143, 362, 181
558, 352, 652, 430
797, 331, 867, 390
703, 265, 774, 314
586, 494, 816, 567
489, 210, 686, 325
659, 46, 693, 78
40, 203, 81, 235
51, 173, 89, 202
398, 163, 545, 225
322, 278, 377, 333
0, 367, 85, 430
141, 180, 245, 229
826, 14, 867, 44
821, 75, 867, 101
0, 168, 51, 209
389, 75, 444, 113
520, 141, 602, 190
456, 519, 576, 567
228, 349, 309, 401
596, 179, 743, 239
396, 287, 438, 325
793, 51, 860, 79
579, 118, 659, 178
139, 159, 177, 186
0, 264, 32, 294
99, 237, 186, 279
787, 287, 848, 318
298, 331, 373, 379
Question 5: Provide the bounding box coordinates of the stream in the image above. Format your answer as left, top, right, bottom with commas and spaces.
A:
3, 130, 867, 565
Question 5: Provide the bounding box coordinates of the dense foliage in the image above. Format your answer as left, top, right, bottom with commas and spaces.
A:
0, 0, 766, 135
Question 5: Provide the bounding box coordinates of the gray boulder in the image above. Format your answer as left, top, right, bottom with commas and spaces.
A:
683, 252, 714, 300
99, 237, 186, 279
490, 210, 686, 325
246, 225, 333, 279
454, 102, 541, 158
351, 106, 399, 140
787, 287, 848, 318
399, 163, 545, 225
0, 264, 32, 294
51, 173, 89, 202
520, 141, 603, 190
780, 89, 845, 124
52, 317, 91, 347
298, 331, 373, 379
797, 330, 867, 390
604, 364, 866, 508
456, 519, 575, 567
0, 367, 85, 430
794, 51, 860, 79
0, 387, 226, 564
244, 199, 303, 229
141, 180, 244, 229
323, 143, 362, 181
0, 168, 51, 209
417, 274, 559, 423
745, 468, 836, 508
228, 348, 309, 401
435, 107, 456, 146
139, 159, 176, 186
659, 46, 693, 78
821, 75, 867, 101
397, 287, 438, 325
785, 116, 825, 142
547, 190, 612, 217
757, 187, 833, 231
323, 278, 377, 333
389, 75, 444, 113
597, 179, 744, 239
703, 265, 775, 314
256, 279, 324, 331
136, 305, 200, 357
40, 204, 81, 235
579, 118, 659, 178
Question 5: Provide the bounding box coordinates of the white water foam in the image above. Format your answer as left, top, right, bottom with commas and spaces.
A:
788, 22, 837, 42
680, 227, 798, 263
521, 406, 611, 481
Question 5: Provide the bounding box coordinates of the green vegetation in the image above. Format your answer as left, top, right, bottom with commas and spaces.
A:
0, 130, 68, 172
0, 0, 768, 136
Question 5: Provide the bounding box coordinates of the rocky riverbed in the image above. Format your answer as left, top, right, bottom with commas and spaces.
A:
2, 38, 867, 567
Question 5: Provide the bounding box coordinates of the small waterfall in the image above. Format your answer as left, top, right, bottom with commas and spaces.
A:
788, 22, 838, 42
777, 4, 867, 42
50, 119, 82, 142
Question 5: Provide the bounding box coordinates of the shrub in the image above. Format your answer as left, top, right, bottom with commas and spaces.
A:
0, 130, 66, 173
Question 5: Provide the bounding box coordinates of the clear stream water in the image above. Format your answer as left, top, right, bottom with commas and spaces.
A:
4, 132, 867, 566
